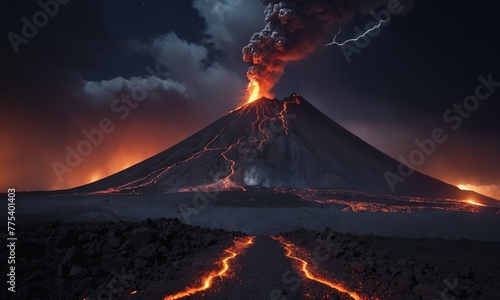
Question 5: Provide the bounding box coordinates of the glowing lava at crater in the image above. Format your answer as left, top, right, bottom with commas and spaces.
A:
164, 236, 255, 300
246, 80, 262, 103
245, 78, 278, 104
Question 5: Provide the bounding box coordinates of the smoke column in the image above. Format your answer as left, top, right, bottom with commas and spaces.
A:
242, 0, 387, 102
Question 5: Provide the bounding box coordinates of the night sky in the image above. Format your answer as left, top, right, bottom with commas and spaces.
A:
1, 0, 499, 199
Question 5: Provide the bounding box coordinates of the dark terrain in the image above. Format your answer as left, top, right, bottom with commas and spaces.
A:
0, 219, 239, 300
3, 218, 500, 300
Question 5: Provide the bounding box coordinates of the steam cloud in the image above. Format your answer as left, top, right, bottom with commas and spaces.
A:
242, 0, 388, 96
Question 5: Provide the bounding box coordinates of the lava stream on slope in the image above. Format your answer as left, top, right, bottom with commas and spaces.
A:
91, 98, 294, 195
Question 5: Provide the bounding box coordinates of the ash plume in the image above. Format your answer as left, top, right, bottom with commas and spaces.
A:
242, 0, 388, 96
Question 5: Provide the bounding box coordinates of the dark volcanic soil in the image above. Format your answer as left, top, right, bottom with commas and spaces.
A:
0, 218, 240, 300
3, 219, 499, 300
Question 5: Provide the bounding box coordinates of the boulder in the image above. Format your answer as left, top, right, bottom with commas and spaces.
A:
137, 245, 157, 258
395, 274, 414, 293
61, 246, 79, 265
413, 283, 440, 300
351, 261, 367, 273
69, 265, 83, 277
458, 266, 472, 279
127, 227, 154, 245
55, 229, 79, 248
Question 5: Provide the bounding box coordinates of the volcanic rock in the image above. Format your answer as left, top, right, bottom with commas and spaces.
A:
413, 283, 440, 300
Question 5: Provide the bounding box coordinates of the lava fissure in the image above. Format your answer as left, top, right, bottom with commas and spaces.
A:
272, 236, 363, 300
97, 126, 233, 193
277, 101, 290, 135
220, 137, 244, 183
139, 127, 230, 187
105, 103, 286, 193
163, 236, 255, 300
177, 100, 293, 192
255, 106, 273, 148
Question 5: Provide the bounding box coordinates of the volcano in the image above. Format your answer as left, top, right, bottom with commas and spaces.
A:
71, 94, 493, 202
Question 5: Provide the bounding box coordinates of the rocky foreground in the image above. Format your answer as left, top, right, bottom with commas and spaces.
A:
2, 218, 499, 300
0, 218, 239, 300
284, 229, 500, 300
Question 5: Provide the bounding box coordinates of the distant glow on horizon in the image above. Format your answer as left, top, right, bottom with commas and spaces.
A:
82, 159, 136, 186
463, 199, 487, 207
457, 184, 500, 200
47, 148, 165, 191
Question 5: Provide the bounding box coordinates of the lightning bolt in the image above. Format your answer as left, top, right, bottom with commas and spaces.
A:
325, 18, 390, 47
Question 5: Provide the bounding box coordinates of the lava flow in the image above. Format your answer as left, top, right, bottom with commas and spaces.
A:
163, 236, 255, 300
176, 100, 293, 192
272, 236, 363, 300
94, 126, 238, 194
88, 92, 298, 195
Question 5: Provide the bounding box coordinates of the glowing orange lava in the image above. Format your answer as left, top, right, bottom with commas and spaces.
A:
246, 80, 261, 103
277, 101, 290, 135
164, 236, 255, 300
272, 236, 363, 300
220, 137, 244, 182
245, 78, 275, 103
464, 199, 487, 207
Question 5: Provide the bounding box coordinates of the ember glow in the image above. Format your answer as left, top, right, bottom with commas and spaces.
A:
163, 236, 255, 300
272, 236, 363, 300
464, 199, 487, 207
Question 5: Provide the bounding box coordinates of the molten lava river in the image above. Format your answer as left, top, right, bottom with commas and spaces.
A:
159, 235, 367, 300
163, 236, 255, 300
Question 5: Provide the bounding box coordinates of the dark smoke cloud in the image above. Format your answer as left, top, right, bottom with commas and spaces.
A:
242, 0, 388, 95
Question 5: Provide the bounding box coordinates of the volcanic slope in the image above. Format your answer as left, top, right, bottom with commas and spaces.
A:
70, 94, 488, 201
